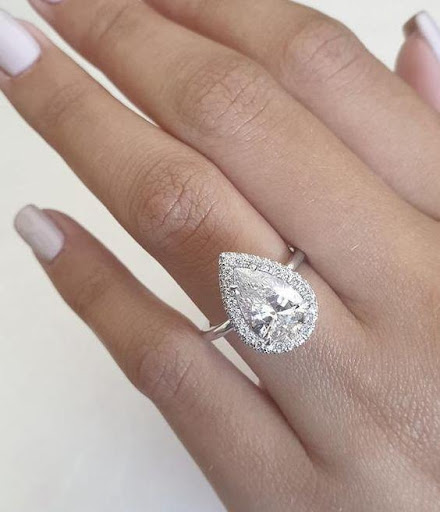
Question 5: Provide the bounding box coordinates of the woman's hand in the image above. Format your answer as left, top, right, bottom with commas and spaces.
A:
2, 2, 440, 510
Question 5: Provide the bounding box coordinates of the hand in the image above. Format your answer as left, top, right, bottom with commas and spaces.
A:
3, 2, 440, 510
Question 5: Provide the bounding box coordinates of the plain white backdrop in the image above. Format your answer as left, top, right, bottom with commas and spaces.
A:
0, 1, 438, 510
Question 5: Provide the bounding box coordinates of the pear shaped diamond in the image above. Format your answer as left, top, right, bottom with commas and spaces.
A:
234, 268, 308, 341
219, 253, 318, 354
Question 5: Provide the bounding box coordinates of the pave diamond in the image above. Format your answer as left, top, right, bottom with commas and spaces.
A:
219, 253, 318, 354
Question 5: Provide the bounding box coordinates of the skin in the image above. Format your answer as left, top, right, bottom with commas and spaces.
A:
3, 1, 440, 510
397, 27, 440, 111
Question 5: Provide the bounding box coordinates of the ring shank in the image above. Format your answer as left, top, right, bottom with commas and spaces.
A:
286, 247, 305, 271
202, 320, 235, 342
202, 248, 305, 342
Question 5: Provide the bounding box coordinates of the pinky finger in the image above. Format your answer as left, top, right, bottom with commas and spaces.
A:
396, 11, 440, 111
13, 205, 314, 511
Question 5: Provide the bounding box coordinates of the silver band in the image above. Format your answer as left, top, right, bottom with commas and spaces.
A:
203, 247, 305, 343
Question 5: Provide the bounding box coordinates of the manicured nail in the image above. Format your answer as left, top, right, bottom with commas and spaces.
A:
0, 10, 41, 77
405, 11, 440, 62
14, 205, 65, 262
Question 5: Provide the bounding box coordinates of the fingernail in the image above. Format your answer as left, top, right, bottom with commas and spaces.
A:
405, 11, 440, 62
0, 10, 41, 77
14, 205, 65, 262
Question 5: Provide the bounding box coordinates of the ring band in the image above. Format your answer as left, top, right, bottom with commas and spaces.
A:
202, 248, 318, 354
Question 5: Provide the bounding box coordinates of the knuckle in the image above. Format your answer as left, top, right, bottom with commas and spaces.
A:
133, 321, 200, 410
81, 0, 141, 58
174, 55, 275, 140
38, 81, 98, 132
281, 16, 370, 90
67, 261, 116, 322
126, 152, 224, 259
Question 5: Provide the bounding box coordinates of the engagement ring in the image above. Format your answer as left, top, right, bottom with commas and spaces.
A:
203, 249, 318, 354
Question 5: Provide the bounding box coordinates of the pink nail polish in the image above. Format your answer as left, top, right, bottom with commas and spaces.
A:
14, 205, 65, 262
0, 9, 41, 76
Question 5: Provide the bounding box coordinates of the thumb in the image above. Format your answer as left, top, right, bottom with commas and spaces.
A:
396, 11, 440, 112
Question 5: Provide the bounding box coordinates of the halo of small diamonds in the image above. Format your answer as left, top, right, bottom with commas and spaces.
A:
219, 252, 318, 354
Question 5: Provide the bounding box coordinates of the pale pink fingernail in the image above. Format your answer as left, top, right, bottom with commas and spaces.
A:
0, 9, 41, 77
405, 11, 440, 62
14, 205, 65, 262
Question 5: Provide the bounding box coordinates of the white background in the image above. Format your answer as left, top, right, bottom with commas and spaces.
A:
0, 1, 438, 511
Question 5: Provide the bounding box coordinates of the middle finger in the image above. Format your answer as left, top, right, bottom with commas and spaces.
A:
0, 15, 357, 460
30, 0, 434, 309
149, 0, 440, 219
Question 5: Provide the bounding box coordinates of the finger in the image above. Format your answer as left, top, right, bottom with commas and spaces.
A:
0, 15, 289, 320
145, 0, 440, 220
396, 12, 440, 112
0, 14, 361, 454
26, 0, 433, 309
14, 205, 316, 510
5, 11, 406, 475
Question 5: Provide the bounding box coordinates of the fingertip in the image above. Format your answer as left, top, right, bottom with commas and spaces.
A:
397, 32, 440, 112
14, 205, 65, 263
0, 14, 55, 91
0, 10, 41, 78
26, 0, 59, 25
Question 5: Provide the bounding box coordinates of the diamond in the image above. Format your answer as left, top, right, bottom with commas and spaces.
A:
234, 268, 308, 345
219, 253, 318, 354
